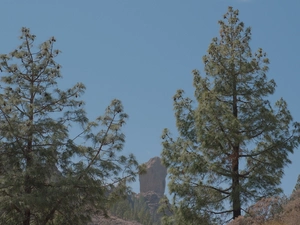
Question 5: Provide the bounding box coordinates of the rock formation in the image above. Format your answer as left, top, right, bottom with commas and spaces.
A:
138, 157, 167, 222
92, 157, 168, 225
139, 156, 167, 197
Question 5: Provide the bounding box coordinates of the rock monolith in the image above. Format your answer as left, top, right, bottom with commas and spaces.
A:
139, 156, 167, 197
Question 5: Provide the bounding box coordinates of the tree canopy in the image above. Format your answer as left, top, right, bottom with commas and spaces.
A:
161, 6, 300, 224
0, 27, 142, 225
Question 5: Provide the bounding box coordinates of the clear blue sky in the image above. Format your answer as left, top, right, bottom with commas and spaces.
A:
1, 0, 300, 196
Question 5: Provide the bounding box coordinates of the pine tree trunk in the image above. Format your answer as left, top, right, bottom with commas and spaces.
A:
232, 146, 241, 219
23, 208, 30, 225
23, 167, 31, 225
23, 142, 32, 225
23, 90, 34, 225
232, 77, 241, 219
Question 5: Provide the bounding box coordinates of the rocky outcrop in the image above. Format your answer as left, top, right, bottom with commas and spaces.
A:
138, 157, 167, 222
139, 157, 167, 197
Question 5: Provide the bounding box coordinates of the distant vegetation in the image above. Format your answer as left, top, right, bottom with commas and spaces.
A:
110, 194, 161, 225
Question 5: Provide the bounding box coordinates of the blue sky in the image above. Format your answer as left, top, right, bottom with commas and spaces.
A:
1, 0, 300, 196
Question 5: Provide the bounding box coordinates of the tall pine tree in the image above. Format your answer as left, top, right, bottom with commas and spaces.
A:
161, 7, 300, 224
0, 28, 141, 225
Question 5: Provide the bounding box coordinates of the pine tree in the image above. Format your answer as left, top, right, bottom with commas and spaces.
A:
161, 7, 300, 224
0, 27, 141, 225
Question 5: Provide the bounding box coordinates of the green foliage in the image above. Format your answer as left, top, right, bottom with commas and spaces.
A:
0, 28, 140, 225
110, 194, 161, 225
161, 6, 300, 224
158, 196, 213, 225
